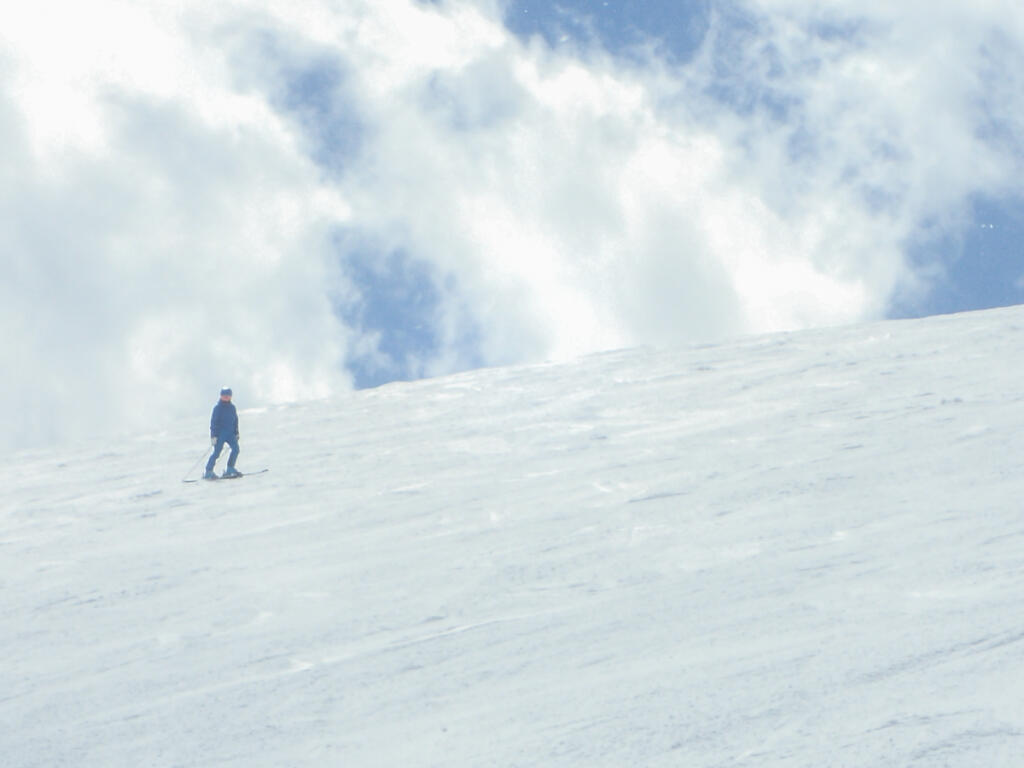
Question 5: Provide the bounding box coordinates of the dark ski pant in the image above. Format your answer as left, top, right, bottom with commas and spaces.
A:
206, 436, 239, 473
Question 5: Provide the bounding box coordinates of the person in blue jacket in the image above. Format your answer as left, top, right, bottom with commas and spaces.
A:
204, 387, 241, 479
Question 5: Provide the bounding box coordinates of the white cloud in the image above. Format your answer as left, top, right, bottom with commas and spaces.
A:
3, 0, 1024, 450
0, 0, 352, 451
326, 0, 911, 358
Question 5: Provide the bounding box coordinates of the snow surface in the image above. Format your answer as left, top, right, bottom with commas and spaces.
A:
4, 306, 1024, 767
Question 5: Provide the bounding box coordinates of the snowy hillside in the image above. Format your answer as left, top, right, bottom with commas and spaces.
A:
4, 306, 1024, 767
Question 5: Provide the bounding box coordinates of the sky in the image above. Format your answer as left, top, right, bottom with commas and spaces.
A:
2, 0, 1024, 451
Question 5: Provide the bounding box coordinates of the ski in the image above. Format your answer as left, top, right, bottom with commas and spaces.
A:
183, 468, 268, 484
219, 468, 269, 480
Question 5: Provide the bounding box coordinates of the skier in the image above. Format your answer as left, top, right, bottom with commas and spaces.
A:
204, 387, 241, 479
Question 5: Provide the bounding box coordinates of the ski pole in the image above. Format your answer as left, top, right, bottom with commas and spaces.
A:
183, 443, 213, 482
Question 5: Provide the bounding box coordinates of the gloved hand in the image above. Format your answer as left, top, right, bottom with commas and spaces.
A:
211, 437, 218, 446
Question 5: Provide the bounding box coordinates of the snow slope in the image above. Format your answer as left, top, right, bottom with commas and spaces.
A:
4, 306, 1024, 767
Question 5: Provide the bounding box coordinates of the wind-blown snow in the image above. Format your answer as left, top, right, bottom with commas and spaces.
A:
3, 306, 1024, 766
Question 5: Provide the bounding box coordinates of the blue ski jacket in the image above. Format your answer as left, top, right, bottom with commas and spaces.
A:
210, 401, 239, 440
